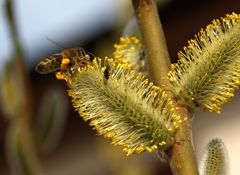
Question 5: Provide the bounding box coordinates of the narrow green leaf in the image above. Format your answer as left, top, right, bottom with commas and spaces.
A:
35, 86, 68, 154
6, 121, 42, 175
0, 61, 25, 119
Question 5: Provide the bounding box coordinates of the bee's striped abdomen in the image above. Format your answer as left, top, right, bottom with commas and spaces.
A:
35, 54, 63, 74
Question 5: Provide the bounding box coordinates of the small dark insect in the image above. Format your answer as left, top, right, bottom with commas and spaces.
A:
35, 47, 93, 74
103, 65, 110, 80
103, 64, 111, 85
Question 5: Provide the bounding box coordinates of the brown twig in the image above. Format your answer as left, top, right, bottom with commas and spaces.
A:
131, 0, 199, 174
132, 0, 171, 88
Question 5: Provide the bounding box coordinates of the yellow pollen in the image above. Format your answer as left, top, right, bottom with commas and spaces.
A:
61, 58, 70, 69
55, 72, 68, 81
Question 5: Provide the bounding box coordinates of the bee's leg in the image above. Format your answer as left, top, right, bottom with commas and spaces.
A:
78, 47, 86, 57
87, 51, 95, 61
55, 71, 68, 82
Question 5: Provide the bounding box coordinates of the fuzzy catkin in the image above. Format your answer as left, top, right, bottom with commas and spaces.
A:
113, 36, 146, 74
67, 58, 183, 155
168, 13, 240, 114
199, 138, 229, 175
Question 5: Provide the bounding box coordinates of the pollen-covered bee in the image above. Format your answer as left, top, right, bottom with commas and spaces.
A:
35, 47, 95, 82
35, 47, 92, 74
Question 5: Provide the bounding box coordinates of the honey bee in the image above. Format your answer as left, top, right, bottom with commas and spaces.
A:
35, 47, 92, 74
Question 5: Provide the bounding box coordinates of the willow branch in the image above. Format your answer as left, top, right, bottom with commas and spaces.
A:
131, 0, 199, 175
132, 0, 171, 88
5, 0, 33, 121
5, 0, 23, 59
4, 0, 42, 174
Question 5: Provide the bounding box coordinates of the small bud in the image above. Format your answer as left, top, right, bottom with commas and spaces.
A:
199, 138, 229, 175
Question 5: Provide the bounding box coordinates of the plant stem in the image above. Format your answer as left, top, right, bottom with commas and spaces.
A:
131, 0, 199, 175
5, 0, 33, 121
166, 107, 199, 175
5, 0, 42, 174
5, 0, 24, 59
131, 0, 171, 88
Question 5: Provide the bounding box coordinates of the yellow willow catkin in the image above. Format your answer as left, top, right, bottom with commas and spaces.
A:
113, 36, 146, 74
62, 57, 183, 155
199, 138, 229, 175
168, 13, 240, 114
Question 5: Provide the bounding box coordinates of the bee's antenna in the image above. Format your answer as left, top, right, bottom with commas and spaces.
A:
46, 37, 66, 49
79, 47, 95, 60
87, 51, 95, 57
